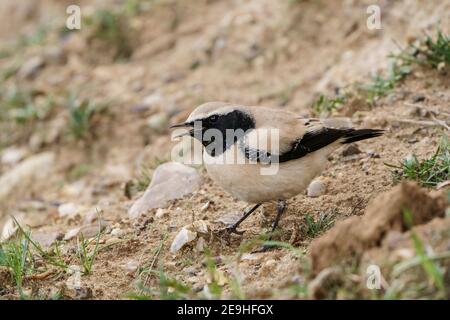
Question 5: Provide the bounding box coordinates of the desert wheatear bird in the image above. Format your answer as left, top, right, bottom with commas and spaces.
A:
171, 102, 383, 237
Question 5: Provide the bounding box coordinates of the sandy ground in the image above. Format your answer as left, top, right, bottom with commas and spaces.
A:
0, 0, 449, 299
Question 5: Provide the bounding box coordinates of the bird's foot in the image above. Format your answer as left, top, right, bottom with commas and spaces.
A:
216, 225, 245, 236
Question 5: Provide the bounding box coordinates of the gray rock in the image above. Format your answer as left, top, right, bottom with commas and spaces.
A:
1, 217, 19, 241
31, 231, 63, 249
128, 162, 202, 219
63, 228, 81, 241
63, 221, 108, 241
154, 208, 169, 219
110, 228, 125, 237
147, 112, 169, 133
216, 212, 242, 227
58, 203, 79, 218
183, 266, 198, 276
43, 46, 66, 65
307, 179, 326, 197
123, 259, 139, 274
142, 93, 164, 109
18, 56, 45, 79
1, 147, 27, 165
366, 149, 380, 158
170, 227, 197, 253
341, 144, 362, 157
308, 267, 343, 299
411, 94, 426, 103
129, 103, 150, 113
0, 152, 55, 201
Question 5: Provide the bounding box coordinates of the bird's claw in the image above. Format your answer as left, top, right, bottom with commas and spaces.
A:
217, 226, 245, 236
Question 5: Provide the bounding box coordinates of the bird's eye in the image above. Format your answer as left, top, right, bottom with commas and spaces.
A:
209, 115, 219, 122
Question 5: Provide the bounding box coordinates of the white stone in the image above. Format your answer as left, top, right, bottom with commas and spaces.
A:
18, 56, 45, 79
170, 227, 197, 253
216, 212, 242, 227
307, 179, 326, 197
58, 203, 79, 218
123, 259, 139, 274
1, 147, 27, 165
63, 227, 81, 241
155, 208, 168, 219
200, 201, 210, 212
66, 265, 82, 290
196, 237, 206, 252
0, 152, 55, 201
110, 228, 124, 237
31, 231, 61, 249
128, 162, 202, 219
142, 93, 164, 108
1, 218, 18, 241
147, 112, 169, 133
191, 220, 209, 234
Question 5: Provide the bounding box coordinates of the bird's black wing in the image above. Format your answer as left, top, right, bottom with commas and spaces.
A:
278, 127, 354, 162
240, 127, 354, 164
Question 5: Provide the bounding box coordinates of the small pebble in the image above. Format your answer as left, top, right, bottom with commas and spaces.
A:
18, 56, 45, 79
307, 180, 326, 197
183, 266, 197, 276
1, 147, 27, 165
58, 203, 79, 218
200, 201, 210, 212
342, 144, 361, 157
366, 149, 380, 158
110, 228, 125, 237
105, 237, 120, 246
147, 112, 169, 133
155, 208, 168, 219
411, 94, 426, 103
123, 260, 139, 274
196, 237, 206, 252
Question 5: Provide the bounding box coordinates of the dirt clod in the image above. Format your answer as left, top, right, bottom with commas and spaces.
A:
310, 182, 448, 275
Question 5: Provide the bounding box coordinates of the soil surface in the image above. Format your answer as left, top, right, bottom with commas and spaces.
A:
0, 0, 449, 299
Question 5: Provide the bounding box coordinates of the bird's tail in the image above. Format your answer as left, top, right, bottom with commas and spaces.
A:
341, 129, 384, 144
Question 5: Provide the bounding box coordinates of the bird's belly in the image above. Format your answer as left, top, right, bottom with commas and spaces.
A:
203, 146, 330, 203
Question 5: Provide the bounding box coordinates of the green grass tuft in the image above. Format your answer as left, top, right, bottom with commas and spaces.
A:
0, 87, 54, 124
357, 62, 411, 105
84, 9, 133, 61
66, 93, 107, 140
0, 236, 32, 297
385, 137, 450, 187
76, 221, 102, 275
301, 211, 336, 238
312, 94, 346, 115
392, 28, 450, 70
401, 208, 446, 295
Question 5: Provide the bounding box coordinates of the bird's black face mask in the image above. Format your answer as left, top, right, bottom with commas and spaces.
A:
171, 110, 255, 157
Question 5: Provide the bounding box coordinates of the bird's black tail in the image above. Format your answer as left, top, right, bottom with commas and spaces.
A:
341, 129, 384, 144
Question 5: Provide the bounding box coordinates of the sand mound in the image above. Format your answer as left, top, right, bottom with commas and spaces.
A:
309, 182, 448, 275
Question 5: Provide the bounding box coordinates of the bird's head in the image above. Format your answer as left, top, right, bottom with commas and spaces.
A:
170, 102, 255, 155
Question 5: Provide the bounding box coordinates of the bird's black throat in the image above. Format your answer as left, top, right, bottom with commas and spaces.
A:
194, 110, 255, 157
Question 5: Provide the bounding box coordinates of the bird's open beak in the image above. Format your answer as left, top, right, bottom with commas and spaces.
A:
170, 121, 195, 139
169, 121, 192, 129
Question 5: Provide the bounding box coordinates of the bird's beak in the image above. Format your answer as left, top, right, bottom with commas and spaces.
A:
170, 121, 195, 139
169, 121, 193, 129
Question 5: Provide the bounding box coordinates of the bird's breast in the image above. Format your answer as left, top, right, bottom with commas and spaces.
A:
203, 143, 331, 203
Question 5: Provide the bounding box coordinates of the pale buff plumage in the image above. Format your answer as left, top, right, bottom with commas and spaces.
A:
182, 102, 357, 203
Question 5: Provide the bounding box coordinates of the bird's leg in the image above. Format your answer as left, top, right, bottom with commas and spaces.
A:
253, 200, 287, 253
270, 200, 287, 233
224, 203, 261, 235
